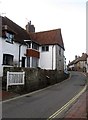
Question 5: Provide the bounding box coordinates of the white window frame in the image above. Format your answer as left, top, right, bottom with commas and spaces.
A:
42, 45, 49, 52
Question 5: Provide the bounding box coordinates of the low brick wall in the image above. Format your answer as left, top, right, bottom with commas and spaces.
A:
2, 67, 69, 94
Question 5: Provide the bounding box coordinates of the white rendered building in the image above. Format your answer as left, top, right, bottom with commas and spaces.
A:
0, 16, 65, 76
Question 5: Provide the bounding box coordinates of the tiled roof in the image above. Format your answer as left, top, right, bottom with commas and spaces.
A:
1, 16, 65, 49
29, 29, 65, 50
1, 16, 31, 44
68, 53, 88, 66
67, 59, 76, 66
74, 53, 87, 63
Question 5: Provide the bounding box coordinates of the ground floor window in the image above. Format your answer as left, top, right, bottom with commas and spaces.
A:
27, 57, 39, 68
3, 54, 13, 66
27, 57, 30, 67
32, 57, 39, 68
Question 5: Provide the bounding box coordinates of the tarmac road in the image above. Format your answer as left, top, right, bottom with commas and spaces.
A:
2, 71, 87, 119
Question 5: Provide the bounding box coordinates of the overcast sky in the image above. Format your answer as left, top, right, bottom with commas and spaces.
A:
0, 0, 86, 64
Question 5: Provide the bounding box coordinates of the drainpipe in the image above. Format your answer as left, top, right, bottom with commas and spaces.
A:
52, 45, 54, 70
23, 40, 30, 67
19, 44, 23, 67
26, 43, 29, 67
55, 45, 57, 70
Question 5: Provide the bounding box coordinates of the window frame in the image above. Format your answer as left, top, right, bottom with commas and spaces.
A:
42, 45, 49, 52
59, 47, 61, 56
3, 54, 14, 66
32, 42, 39, 50
5, 32, 14, 44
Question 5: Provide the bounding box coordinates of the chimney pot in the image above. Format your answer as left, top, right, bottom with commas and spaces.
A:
82, 53, 84, 56
30, 21, 31, 24
75, 55, 77, 59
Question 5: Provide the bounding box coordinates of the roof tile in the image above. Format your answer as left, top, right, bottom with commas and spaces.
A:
29, 29, 65, 50
2, 16, 31, 44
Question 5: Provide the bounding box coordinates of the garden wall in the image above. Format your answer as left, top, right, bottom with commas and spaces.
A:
2, 67, 69, 94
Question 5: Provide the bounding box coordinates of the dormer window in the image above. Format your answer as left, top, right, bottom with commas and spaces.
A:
5, 32, 14, 43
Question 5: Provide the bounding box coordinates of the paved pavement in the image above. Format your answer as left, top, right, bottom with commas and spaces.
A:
64, 90, 88, 119
0, 76, 19, 101
64, 72, 88, 119
0, 77, 2, 90
0, 90, 19, 101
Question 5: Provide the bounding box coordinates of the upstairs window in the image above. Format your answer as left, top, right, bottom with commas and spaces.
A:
59, 47, 61, 56
5, 32, 14, 43
42, 46, 49, 52
32, 42, 39, 50
3, 54, 13, 66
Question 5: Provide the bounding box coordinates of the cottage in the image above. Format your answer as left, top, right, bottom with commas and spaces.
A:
0, 16, 65, 76
68, 53, 88, 72
74, 53, 87, 72
0, 16, 32, 76
67, 60, 76, 71
28, 27, 65, 70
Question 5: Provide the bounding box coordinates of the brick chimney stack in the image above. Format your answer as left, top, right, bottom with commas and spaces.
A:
25, 21, 35, 33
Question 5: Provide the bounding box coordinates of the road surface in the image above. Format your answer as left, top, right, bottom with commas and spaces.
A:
2, 71, 87, 119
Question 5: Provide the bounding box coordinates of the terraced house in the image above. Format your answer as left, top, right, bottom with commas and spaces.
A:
0, 16, 65, 77
68, 53, 88, 72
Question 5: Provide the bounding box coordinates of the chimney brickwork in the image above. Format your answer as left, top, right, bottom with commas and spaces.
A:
25, 21, 35, 33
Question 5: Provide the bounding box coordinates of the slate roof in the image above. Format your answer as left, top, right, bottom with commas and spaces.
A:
1, 16, 31, 44
29, 29, 65, 50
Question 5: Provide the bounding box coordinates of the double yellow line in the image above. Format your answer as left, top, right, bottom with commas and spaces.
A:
47, 85, 87, 120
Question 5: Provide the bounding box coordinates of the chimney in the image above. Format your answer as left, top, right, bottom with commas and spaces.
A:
29, 21, 31, 24
75, 55, 77, 60
25, 21, 35, 33
82, 53, 84, 56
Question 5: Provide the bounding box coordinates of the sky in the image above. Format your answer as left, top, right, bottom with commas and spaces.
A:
0, 0, 86, 64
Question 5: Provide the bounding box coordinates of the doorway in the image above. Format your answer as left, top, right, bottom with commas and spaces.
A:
22, 57, 25, 67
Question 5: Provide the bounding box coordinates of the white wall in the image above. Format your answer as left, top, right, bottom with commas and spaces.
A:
0, 38, 27, 76
0, 37, 3, 76
39, 45, 56, 70
20, 45, 27, 67
39, 45, 64, 71
0, 37, 65, 75
80, 61, 86, 69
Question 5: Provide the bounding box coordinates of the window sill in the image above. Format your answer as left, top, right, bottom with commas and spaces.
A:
2, 64, 13, 66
